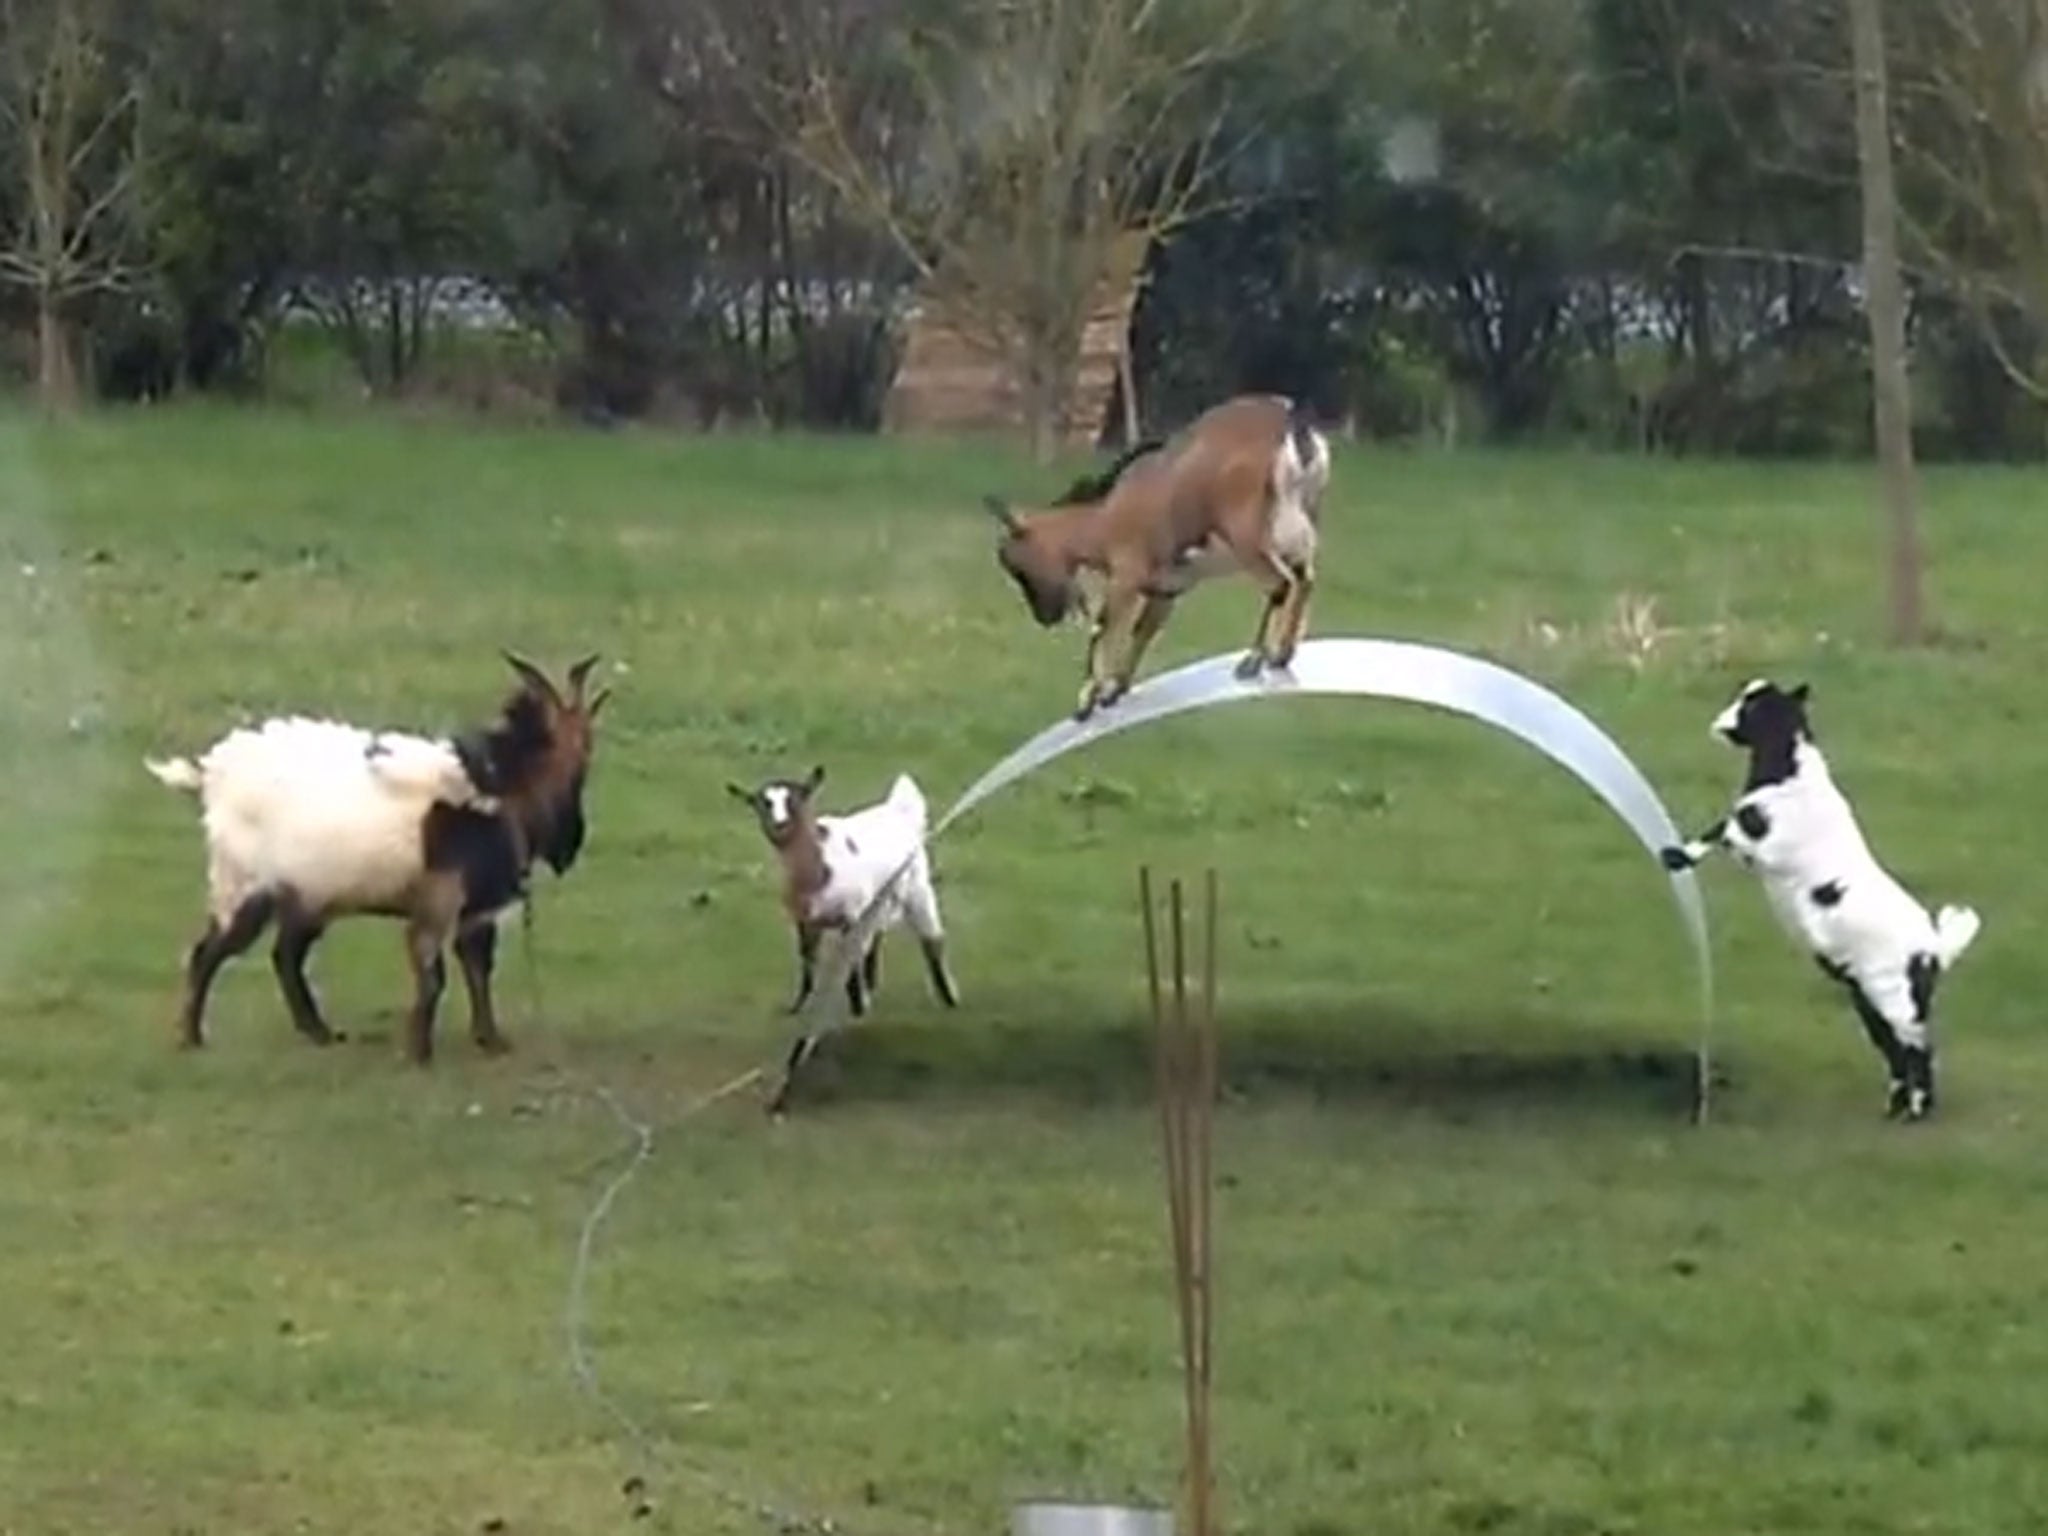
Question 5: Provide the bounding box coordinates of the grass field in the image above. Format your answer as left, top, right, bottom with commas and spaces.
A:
2, 405, 2045, 1535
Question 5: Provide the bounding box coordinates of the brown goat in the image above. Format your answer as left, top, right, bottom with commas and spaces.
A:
148, 653, 609, 1063
983, 393, 1332, 719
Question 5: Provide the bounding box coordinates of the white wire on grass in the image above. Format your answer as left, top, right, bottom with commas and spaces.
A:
552, 635, 1717, 1530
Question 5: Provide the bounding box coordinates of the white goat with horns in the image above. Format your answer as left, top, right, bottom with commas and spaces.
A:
147, 653, 609, 1062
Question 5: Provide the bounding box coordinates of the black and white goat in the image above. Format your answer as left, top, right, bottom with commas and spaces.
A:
147, 653, 609, 1062
728, 766, 961, 1021
1660, 678, 1982, 1120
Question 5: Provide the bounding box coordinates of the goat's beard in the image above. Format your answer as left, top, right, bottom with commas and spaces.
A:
532, 795, 587, 874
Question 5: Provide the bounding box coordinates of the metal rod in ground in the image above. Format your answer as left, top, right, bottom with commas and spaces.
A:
1142, 867, 1219, 1536
1193, 868, 1218, 1536
1153, 875, 1199, 1523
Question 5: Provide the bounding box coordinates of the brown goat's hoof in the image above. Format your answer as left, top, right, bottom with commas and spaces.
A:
474, 1034, 513, 1057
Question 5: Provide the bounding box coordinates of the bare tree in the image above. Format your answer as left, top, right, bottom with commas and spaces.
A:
0, 0, 143, 409
1849, 0, 1924, 644
700, 0, 1263, 459
1889, 0, 2048, 399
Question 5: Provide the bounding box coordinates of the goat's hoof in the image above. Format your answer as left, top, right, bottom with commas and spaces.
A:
175, 1031, 205, 1052
1659, 846, 1692, 873
474, 1034, 512, 1057
1233, 651, 1266, 680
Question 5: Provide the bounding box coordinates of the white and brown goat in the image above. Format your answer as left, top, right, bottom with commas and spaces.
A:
147, 653, 609, 1063
728, 766, 960, 1020
983, 393, 1333, 719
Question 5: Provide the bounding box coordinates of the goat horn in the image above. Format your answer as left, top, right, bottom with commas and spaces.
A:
502, 650, 564, 705
982, 494, 1023, 535
566, 653, 602, 698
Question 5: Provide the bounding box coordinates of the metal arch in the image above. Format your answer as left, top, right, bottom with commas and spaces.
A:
780, 637, 1716, 1118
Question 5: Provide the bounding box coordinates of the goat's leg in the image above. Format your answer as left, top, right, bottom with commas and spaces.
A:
918, 938, 962, 1008
1106, 593, 1176, 702
844, 943, 870, 1018
1271, 561, 1316, 668
454, 921, 510, 1055
1659, 818, 1728, 872
270, 899, 339, 1045
1077, 585, 1144, 719
768, 1029, 820, 1115
862, 935, 882, 998
1862, 967, 1937, 1121
402, 919, 451, 1066
787, 923, 821, 1013
1232, 551, 1296, 679
177, 892, 278, 1048
902, 867, 961, 1008
1840, 981, 1908, 1115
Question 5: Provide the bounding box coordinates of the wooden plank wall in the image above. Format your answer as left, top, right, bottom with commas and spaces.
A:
884, 232, 1149, 447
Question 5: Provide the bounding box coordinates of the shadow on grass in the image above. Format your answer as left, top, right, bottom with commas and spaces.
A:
778, 990, 1718, 1122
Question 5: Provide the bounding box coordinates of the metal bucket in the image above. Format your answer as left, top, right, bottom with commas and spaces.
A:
1009, 1501, 1175, 1536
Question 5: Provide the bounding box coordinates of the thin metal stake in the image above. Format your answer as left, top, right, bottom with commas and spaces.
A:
1142, 867, 1220, 1536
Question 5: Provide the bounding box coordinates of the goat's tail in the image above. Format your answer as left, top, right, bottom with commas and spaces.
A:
885, 772, 928, 833
144, 755, 204, 793
1933, 904, 1983, 969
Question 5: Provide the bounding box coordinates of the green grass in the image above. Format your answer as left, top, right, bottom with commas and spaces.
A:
3, 405, 2046, 1534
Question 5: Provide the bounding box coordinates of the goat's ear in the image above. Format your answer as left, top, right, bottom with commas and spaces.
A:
567, 653, 602, 699
982, 494, 1023, 535
802, 764, 826, 797
1789, 682, 1811, 704
503, 650, 564, 707
585, 685, 613, 719
726, 782, 753, 805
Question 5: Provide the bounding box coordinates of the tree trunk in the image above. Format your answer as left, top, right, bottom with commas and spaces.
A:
35, 291, 79, 412
1118, 342, 1141, 446
1849, 0, 1925, 645
1021, 341, 1063, 465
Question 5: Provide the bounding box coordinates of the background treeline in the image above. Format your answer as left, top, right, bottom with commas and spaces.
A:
2, 0, 2045, 458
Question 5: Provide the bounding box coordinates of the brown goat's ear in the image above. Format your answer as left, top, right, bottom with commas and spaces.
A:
726, 782, 754, 804
503, 651, 565, 707
801, 764, 825, 797
982, 494, 1023, 535
567, 653, 602, 699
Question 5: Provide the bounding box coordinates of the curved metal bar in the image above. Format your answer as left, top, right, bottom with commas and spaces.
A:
778, 637, 1716, 1117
